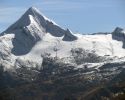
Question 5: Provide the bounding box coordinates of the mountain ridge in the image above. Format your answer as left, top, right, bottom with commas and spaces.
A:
0, 7, 125, 71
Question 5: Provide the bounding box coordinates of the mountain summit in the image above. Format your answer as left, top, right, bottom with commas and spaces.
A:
1, 7, 77, 55
3, 7, 73, 37
3, 7, 65, 37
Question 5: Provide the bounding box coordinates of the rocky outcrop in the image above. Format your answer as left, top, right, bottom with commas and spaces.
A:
62, 29, 77, 41
112, 27, 125, 48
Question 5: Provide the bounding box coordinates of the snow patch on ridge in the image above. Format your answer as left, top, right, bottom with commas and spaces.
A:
30, 7, 58, 26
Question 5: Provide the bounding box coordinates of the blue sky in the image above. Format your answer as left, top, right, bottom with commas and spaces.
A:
0, 0, 125, 34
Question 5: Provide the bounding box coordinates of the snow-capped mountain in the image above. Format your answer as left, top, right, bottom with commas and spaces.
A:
0, 7, 125, 72
1, 7, 75, 56
1, 7, 125, 100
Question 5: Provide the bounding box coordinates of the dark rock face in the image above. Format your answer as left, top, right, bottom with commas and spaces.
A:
11, 28, 41, 55
46, 21, 65, 37
112, 27, 125, 48
112, 27, 125, 41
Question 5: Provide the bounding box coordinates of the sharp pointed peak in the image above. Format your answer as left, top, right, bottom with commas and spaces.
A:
26, 6, 41, 15
29, 6, 37, 10
2, 6, 65, 37
25, 7, 56, 24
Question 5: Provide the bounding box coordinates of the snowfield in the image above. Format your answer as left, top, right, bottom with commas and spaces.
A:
25, 33, 125, 58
